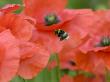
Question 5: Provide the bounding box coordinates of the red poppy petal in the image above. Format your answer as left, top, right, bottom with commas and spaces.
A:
18, 41, 50, 79
31, 30, 63, 53
23, 0, 67, 21
11, 15, 34, 41
59, 44, 78, 70
96, 51, 110, 70
0, 4, 20, 13
73, 50, 96, 72
0, 13, 34, 41
60, 75, 73, 82
0, 30, 20, 82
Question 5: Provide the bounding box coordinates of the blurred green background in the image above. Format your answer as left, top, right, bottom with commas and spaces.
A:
0, 0, 109, 10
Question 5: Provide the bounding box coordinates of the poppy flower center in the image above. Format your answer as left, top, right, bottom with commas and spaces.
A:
68, 60, 76, 66
100, 36, 110, 47
45, 14, 60, 26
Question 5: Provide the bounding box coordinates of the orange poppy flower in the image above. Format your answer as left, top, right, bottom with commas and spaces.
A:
22, 0, 68, 53
0, 5, 50, 80
57, 14, 107, 74
47, 9, 100, 70
0, 30, 20, 82
74, 10, 110, 73
44, 9, 97, 70
23, 0, 99, 53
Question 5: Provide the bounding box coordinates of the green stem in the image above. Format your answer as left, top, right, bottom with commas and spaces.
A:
49, 53, 61, 82
106, 69, 110, 82
55, 53, 61, 82
18, 76, 27, 82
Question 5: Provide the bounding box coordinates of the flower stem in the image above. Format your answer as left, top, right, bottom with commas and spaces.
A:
55, 53, 61, 82
18, 76, 27, 82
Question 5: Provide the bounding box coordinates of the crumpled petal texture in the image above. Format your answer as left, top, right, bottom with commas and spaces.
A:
23, 0, 67, 21
0, 13, 34, 41
0, 2, 50, 81
18, 41, 50, 79
0, 30, 20, 82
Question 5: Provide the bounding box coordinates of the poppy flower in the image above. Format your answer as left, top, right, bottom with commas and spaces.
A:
0, 30, 20, 82
23, 0, 99, 53
0, 5, 50, 80
73, 10, 110, 74
22, 0, 68, 53
47, 9, 100, 71
46, 13, 95, 70
56, 10, 108, 74
18, 41, 50, 79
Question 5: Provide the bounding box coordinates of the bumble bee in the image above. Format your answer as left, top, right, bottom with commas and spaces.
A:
54, 29, 69, 41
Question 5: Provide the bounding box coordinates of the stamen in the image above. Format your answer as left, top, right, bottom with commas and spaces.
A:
68, 60, 76, 66
100, 36, 110, 47
45, 14, 60, 26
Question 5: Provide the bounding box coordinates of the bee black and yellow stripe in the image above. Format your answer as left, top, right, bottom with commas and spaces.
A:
54, 29, 69, 41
